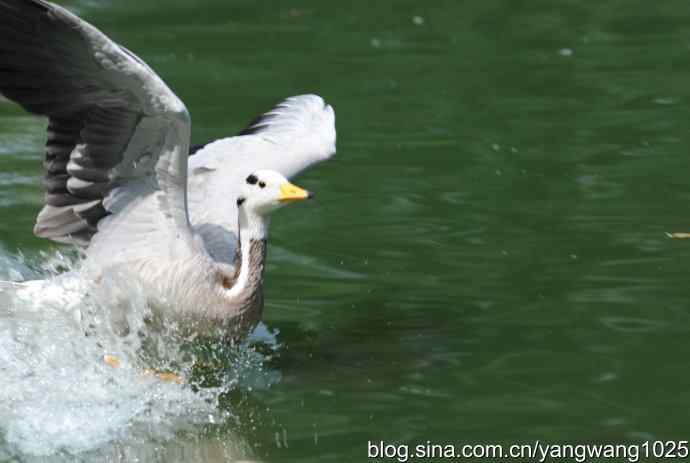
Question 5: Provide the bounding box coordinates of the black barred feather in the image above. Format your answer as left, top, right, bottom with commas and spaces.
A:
0, 0, 154, 244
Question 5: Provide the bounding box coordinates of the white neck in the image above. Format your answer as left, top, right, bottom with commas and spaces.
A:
225, 207, 269, 298
238, 206, 270, 241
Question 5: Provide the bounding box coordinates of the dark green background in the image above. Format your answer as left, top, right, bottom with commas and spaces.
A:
2, 0, 690, 461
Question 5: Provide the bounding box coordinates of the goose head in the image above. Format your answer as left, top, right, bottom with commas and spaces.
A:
236, 170, 313, 217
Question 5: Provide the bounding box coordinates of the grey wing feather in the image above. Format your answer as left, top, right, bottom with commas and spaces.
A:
0, 0, 191, 246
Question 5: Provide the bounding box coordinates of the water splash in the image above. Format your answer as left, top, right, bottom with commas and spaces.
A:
0, 247, 279, 461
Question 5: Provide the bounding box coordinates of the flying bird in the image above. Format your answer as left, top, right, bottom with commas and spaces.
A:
0, 0, 336, 337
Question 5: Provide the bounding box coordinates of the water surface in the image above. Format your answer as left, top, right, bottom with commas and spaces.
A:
2, 0, 690, 461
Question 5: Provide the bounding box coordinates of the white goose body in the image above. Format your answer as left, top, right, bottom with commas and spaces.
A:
0, 0, 336, 337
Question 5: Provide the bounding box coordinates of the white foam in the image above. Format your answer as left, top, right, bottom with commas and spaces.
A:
0, 247, 279, 460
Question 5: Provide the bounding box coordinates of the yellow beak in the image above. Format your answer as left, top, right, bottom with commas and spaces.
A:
279, 181, 313, 202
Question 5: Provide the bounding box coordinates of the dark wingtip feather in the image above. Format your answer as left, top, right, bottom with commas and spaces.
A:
25, 0, 49, 12
189, 141, 212, 156
0, 0, 46, 14
238, 112, 276, 136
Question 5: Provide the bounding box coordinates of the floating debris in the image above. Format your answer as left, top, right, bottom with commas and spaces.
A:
667, 232, 690, 239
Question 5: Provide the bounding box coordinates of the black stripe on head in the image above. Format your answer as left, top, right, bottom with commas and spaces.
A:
246, 174, 258, 185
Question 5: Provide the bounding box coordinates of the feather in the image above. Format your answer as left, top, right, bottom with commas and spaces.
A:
0, 0, 196, 260
187, 95, 336, 265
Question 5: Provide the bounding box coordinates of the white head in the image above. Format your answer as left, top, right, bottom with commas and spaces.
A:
236, 169, 313, 218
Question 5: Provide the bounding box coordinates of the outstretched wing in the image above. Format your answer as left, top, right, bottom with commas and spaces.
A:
187, 94, 336, 264
0, 0, 193, 250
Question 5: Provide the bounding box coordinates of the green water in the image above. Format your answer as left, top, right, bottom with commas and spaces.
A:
3, 0, 690, 461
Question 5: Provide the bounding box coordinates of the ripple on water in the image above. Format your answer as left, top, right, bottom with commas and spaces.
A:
599, 316, 668, 334
0, 116, 45, 157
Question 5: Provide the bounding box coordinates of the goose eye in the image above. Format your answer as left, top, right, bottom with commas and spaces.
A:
259, 181, 266, 189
